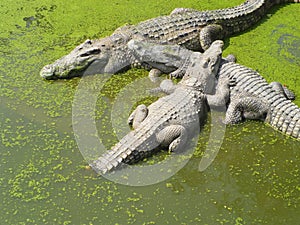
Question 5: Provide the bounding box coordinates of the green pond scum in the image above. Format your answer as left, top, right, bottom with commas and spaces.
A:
0, 0, 299, 224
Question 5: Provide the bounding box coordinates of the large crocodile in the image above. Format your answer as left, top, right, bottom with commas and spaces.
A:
220, 61, 299, 141
40, 0, 299, 79
127, 40, 300, 140
90, 40, 233, 174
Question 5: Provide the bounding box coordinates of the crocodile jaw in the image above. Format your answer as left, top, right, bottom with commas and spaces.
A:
40, 58, 101, 79
40, 39, 110, 79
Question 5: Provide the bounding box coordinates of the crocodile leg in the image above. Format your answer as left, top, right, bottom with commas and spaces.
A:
206, 76, 235, 109
282, 86, 295, 100
200, 24, 224, 51
171, 8, 225, 51
269, 82, 295, 100
225, 97, 269, 124
149, 68, 163, 83
224, 54, 236, 63
128, 104, 148, 129
156, 125, 188, 152
150, 79, 177, 95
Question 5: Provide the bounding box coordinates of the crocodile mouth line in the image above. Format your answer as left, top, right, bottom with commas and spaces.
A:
40, 61, 94, 79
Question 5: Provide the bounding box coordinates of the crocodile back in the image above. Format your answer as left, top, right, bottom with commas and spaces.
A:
125, 0, 275, 50
220, 62, 300, 139
91, 86, 208, 174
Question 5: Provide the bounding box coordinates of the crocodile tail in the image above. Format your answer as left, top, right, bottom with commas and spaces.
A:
89, 131, 158, 174
265, 0, 300, 7
268, 0, 300, 4
277, 0, 300, 3
267, 100, 300, 139
90, 142, 133, 174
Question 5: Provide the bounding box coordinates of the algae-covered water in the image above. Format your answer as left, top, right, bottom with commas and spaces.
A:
0, 0, 299, 224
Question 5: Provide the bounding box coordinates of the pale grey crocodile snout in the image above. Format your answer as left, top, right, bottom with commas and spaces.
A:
40, 65, 56, 79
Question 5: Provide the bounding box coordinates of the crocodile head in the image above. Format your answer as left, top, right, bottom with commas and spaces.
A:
40, 36, 131, 79
182, 40, 224, 93
127, 39, 223, 90
187, 40, 223, 76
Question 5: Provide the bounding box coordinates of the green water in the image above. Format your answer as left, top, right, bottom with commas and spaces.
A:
0, 0, 299, 224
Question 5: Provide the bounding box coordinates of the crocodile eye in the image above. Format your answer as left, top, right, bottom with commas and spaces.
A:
78, 40, 93, 50
84, 39, 92, 45
80, 48, 101, 57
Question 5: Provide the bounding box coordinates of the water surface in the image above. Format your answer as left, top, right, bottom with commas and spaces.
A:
0, 0, 299, 224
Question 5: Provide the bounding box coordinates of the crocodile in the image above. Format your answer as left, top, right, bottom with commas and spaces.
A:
90, 40, 233, 174
40, 0, 299, 79
220, 62, 300, 141
126, 40, 300, 140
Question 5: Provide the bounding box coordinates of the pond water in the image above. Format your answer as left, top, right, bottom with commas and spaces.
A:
0, 0, 299, 224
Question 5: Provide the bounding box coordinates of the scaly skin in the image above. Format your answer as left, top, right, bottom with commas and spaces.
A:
40, 0, 299, 79
90, 41, 227, 174
91, 78, 209, 174
127, 40, 300, 140
220, 62, 300, 140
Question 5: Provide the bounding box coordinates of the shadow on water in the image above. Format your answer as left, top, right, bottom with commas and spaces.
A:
223, 3, 299, 50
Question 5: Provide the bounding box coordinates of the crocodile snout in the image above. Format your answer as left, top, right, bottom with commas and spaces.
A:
40, 64, 57, 79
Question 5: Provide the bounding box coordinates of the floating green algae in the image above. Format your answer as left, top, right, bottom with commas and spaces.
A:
0, 0, 299, 224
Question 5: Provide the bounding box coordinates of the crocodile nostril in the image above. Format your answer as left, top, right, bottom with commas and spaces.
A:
40, 65, 56, 78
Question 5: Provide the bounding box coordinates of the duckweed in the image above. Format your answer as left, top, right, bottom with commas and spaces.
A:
1, 0, 299, 224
